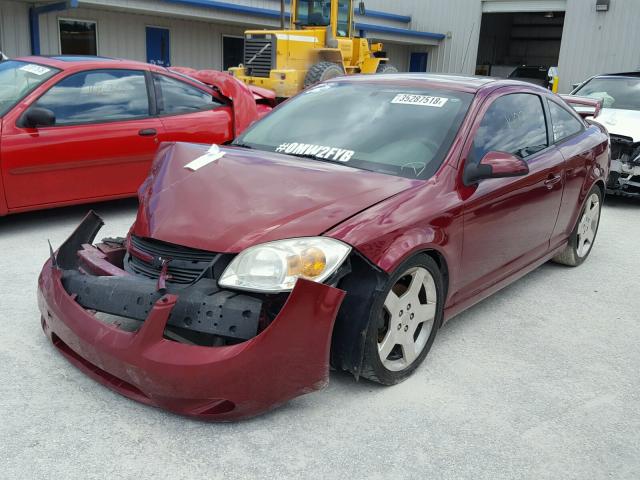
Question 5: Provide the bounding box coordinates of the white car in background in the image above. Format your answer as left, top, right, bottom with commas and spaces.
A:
572, 72, 640, 197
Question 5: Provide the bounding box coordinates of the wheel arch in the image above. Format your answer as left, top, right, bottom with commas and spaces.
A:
330, 246, 449, 379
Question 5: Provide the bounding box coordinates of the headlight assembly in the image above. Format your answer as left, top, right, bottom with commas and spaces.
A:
218, 237, 351, 292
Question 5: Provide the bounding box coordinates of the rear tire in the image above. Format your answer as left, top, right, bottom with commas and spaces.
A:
552, 185, 602, 267
304, 62, 344, 88
360, 254, 443, 385
376, 63, 398, 74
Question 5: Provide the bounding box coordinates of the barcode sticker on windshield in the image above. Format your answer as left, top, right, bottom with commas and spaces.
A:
391, 94, 448, 108
19, 64, 51, 76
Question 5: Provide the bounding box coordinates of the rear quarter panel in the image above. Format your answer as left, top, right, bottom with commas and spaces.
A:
551, 123, 609, 246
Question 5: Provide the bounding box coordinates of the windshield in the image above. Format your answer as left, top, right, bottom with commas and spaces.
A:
0, 60, 60, 117
296, 0, 331, 26
574, 77, 640, 111
234, 82, 473, 179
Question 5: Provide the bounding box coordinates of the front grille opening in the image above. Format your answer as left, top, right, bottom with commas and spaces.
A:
125, 235, 232, 284
51, 333, 148, 400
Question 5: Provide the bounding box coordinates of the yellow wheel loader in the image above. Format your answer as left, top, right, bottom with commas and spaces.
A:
229, 0, 397, 99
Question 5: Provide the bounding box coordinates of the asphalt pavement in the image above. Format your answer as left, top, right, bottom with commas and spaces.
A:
1, 196, 639, 479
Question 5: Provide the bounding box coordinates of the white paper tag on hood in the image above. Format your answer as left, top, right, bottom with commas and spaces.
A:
184, 144, 225, 171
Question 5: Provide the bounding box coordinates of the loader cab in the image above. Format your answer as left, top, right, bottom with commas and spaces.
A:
293, 0, 354, 38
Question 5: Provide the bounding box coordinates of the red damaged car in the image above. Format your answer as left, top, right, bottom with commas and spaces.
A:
38, 74, 609, 420
0, 56, 273, 216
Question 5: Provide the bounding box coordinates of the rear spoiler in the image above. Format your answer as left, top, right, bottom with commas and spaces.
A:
559, 94, 602, 119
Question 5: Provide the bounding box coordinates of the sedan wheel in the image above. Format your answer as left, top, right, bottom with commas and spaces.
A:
552, 185, 603, 267
378, 267, 436, 371
360, 255, 443, 385
576, 193, 600, 258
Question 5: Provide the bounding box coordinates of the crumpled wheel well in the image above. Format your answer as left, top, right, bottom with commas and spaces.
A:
330, 248, 449, 378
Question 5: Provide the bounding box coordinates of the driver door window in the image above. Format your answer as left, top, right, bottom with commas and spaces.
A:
469, 93, 548, 164
32, 69, 149, 124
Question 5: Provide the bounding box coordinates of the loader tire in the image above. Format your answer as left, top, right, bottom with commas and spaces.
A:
304, 62, 344, 88
376, 63, 398, 74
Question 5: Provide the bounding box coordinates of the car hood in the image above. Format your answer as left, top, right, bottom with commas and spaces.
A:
594, 108, 640, 142
133, 142, 420, 252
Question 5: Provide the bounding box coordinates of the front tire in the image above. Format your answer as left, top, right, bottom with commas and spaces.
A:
360, 254, 443, 385
552, 185, 602, 267
304, 62, 344, 88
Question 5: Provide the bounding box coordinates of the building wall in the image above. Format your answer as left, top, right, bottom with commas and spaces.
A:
364, 0, 482, 74
558, 0, 640, 92
37, 6, 247, 70
0, 0, 30, 57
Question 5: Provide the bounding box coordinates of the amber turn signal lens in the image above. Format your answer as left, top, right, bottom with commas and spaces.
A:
287, 247, 326, 278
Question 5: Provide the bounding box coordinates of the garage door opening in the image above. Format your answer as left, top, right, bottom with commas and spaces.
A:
475, 11, 565, 86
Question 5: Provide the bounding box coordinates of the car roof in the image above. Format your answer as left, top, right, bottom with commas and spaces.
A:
329, 73, 543, 94
14, 55, 166, 72
593, 72, 640, 79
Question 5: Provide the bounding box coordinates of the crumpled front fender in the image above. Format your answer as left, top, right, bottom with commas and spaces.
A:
169, 67, 259, 136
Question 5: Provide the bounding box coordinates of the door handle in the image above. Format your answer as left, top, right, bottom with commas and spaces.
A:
138, 128, 157, 136
544, 174, 562, 188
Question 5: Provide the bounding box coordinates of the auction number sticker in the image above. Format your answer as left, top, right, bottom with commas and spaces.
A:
275, 143, 355, 162
19, 64, 51, 76
391, 93, 448, 107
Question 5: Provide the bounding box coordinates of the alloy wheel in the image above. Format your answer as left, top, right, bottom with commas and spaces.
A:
377, 266, 437, 371
576, 192, 601, 258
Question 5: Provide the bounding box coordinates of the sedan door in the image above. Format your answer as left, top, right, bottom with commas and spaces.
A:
151, 73, 233, 145
1, 68, 165, 209
459, 92, 565, 299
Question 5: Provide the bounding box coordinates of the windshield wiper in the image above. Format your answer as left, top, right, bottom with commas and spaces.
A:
231, 142, 253, 149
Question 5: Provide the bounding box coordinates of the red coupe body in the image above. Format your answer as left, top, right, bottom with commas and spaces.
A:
38, 75, 609, 420
0, 56, 272, 216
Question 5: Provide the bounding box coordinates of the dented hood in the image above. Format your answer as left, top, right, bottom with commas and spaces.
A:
133, 142, 419, 252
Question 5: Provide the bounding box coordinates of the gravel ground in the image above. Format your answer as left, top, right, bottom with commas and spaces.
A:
1, 196, 639, 480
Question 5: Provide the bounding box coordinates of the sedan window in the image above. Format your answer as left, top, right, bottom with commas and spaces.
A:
469, 93, 548, 164
548, 100, 584, 143
153, 74, 222, 115
0, 60, 59, 117
33, 69, 149, 125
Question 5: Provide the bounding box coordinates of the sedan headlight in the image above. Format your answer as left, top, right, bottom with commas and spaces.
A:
219, 237, 351, 292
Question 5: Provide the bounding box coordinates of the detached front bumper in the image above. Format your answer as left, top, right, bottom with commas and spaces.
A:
37, 214, 345, 421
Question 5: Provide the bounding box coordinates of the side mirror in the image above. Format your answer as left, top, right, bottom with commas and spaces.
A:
22, 107, 55, 128
571, 83, 580, 91
463, 151, 529, 185
359, 1, 366, 15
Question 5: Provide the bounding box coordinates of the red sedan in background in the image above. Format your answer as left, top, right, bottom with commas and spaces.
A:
39, 74, 609, 420
0, 56, 273, 216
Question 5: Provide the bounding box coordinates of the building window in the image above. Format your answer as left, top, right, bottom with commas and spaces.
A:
59, 19, 97, 55
222, 36, 244, 71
